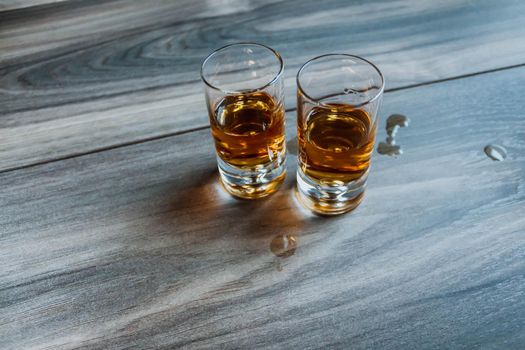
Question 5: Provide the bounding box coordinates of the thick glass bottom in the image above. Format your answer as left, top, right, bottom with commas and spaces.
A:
217, 156, 286, 199
296, 167, 368, 215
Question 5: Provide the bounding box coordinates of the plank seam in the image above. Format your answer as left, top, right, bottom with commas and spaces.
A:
1, 62, 524, 175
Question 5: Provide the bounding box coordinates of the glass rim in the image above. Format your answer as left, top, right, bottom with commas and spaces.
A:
296, 53, 385, 108
200, 42, 284, 94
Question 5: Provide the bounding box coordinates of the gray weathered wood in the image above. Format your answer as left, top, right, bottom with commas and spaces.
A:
2, 0, 525, 171
0, 0, 67, 11
0, 0, 285, 63
1, 64, 524, 349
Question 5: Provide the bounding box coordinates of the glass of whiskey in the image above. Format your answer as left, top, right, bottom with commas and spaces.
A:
201, 43, 286, 199
296, 54, 384, 215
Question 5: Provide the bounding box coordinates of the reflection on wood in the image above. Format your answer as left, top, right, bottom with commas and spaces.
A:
1, 65, 524, 349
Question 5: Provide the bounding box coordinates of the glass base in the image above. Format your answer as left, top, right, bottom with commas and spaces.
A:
217, 157, 286, 199
296, 167, 368, 215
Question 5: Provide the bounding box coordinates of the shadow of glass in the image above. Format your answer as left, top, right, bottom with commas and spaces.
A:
146, 157, 335, 255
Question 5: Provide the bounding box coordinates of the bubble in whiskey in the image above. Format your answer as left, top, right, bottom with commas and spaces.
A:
270, 234, 297, 258
484, 144, 507, 161
377, 113, 409, 156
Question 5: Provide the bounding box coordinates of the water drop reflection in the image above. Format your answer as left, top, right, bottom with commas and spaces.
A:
484, 144, 507, 161
270, 234, 297, 258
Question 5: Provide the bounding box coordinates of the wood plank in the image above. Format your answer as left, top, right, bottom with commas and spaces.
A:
0, 0, 285, 63
2, 0, 525, 171
1, 65, 524, 349
0, 0, 68, 12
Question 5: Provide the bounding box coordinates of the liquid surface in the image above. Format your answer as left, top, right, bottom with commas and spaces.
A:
298, 105, 375, 184
210, 92, 285, 167
377, 113, 409, 156
484, 144, 507, 161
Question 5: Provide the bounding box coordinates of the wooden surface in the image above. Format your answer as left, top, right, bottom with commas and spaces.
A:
2, 0, 525, 171
1, 1, 525, 349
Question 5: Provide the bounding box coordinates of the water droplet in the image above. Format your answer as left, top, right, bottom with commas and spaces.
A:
386, 114, 409, 130
377, 114, 409, 156
484, 144, 507, 161
377, 142, 402, 156
270, 235, 297, 258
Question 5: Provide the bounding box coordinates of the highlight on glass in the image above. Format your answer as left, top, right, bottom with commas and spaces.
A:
201, 43, 286, 199
296, 54, 384, 215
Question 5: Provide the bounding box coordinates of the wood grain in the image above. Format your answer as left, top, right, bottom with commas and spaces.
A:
1, 64, 524, 349
2, 0, 525, 171
0, 0, 285, 63
0, 0, 68, 12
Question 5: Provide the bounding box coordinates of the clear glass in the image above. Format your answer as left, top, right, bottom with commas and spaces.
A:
296, 54, 384, 215
201, 43, 286, 199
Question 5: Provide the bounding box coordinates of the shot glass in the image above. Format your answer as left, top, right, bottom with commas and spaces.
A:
296, 54, 384, 215
201, 43, 286, 199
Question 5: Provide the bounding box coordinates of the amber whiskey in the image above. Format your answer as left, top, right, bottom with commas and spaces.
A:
210, 92, 285, 168
298, 105, 376, 185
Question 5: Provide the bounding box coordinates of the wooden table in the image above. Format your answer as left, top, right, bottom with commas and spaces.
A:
1, 1, 524, 348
